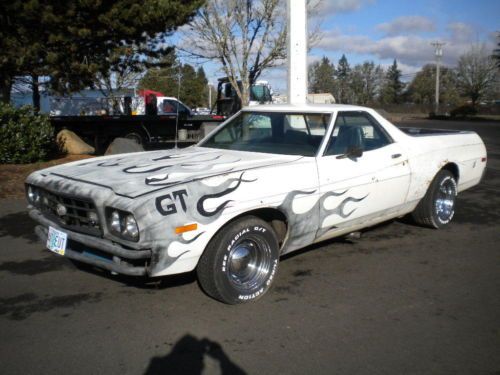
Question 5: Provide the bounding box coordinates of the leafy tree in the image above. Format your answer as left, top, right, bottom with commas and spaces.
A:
0, 0, 204, 109
139, 52, 209, 108
309, 57, 336, 95
456, 45, 498, 108
335, 54, 351, 104
380, 59, 404, 104
407, 64, 460, 107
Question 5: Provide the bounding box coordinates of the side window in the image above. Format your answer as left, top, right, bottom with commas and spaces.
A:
162, 100, 177, 113
325, 111, 392, 156
212, 114, 272, 143
285, 115, 308, 133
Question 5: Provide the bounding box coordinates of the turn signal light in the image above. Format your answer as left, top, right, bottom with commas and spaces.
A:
175, 223, 198, 234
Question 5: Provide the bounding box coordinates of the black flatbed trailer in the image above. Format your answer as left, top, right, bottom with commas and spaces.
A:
50, 114, 226, 153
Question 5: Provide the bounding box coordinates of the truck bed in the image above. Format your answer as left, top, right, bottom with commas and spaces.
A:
399, 127, 472, 136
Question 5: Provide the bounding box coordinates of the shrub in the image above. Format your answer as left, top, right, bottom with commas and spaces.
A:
0, 103, 55, 164
450, 104, 477, 118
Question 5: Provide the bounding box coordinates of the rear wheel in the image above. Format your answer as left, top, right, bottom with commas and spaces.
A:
197, 216, 280, 304
412, 170, 457, 228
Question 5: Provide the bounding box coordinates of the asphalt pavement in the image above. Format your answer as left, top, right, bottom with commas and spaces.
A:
0, 119, 499, 375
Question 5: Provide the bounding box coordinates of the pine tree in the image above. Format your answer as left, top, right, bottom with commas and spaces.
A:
381, 59, 404, 104
309, 57, 336, 95
336, 55, 351, 104
0, 0, 204, 107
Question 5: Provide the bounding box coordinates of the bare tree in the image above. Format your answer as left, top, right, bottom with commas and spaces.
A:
181, 0, 320, 105
456, 44, 498, 108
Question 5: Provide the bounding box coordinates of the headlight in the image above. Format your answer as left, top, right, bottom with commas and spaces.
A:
110, 211, 121, 233
106, 208, 139, 242
27, 185, 40, 205
124, 215, 139, 240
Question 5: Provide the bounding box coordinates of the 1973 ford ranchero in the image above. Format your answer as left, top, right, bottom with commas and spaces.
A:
26, 104, 487, 303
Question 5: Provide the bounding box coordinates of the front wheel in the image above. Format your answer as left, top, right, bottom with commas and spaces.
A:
197, 216, 280, 304
412, 170, 458, 228
124, 132, 146, 146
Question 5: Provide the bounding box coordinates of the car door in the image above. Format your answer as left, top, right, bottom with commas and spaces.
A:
315, 110, 411, 240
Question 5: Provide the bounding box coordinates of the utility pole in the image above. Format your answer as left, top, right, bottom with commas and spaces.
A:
287, 0, 308, 104
431, 42, 444, 114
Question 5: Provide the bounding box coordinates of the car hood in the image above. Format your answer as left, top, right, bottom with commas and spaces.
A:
37, 147, 301, 198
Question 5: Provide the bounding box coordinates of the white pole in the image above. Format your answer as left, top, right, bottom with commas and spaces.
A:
208, 83, 212, 109
287, 0, 308, 105
431, 42, 444, 114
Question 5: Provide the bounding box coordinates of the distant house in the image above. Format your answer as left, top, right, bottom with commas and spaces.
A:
307, 93, 336, 104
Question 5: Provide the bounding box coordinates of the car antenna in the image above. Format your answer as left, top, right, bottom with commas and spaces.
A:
174, 66, 181, 149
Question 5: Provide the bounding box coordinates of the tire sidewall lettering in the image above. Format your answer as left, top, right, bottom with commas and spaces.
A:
217, 223, 278, 302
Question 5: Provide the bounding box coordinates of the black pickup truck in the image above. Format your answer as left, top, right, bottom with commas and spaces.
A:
51, 112, 225, 153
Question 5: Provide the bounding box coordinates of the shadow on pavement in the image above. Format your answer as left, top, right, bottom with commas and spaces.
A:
0, 211, 38, 243
144, 334, 246, 375
70, 260, 198, 291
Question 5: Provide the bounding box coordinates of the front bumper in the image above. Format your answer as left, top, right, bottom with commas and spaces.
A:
30, 209, 152, 276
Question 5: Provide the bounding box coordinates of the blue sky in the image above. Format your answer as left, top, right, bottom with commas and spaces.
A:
178, 0, 499, 94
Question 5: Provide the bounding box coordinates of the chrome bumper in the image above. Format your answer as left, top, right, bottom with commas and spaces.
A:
30, 209, 151, 276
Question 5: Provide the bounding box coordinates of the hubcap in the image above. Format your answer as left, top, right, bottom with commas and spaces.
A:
227, 236, 272, 291
435, 178, 456, 222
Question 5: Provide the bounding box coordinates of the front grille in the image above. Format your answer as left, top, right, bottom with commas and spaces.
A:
37, 189, 102, 237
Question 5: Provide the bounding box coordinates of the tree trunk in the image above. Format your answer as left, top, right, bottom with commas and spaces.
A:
1, 77, 12, 104
32, 74, 41, 112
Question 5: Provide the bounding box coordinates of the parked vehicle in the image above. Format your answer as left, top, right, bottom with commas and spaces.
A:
50, 95, 225, 152
215, 78, 273, 116
26, 104, 487, 303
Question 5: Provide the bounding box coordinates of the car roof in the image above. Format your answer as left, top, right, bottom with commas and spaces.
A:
242, 103, 371, 113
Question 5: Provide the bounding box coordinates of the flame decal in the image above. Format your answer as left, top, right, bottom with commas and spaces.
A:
177, 231, 205, 244
279, 189, 369, 253
151, 154, 187, 162
123, 164, 174, 174
197, 173, 257, 217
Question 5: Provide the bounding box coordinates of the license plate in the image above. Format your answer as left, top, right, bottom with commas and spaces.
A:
46, 226, 67, 256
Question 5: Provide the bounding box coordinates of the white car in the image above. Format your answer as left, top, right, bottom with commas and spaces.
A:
26, 104, 487, 304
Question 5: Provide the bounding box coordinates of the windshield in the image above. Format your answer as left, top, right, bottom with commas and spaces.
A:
200, 111, 331, 156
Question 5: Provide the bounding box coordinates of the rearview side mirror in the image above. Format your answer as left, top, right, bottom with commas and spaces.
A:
336, 146, 363, 159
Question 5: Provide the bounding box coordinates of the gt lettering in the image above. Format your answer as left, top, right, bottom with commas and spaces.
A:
155, 189, 188, 216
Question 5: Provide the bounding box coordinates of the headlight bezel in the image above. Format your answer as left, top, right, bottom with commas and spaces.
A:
105, 207, 140, 242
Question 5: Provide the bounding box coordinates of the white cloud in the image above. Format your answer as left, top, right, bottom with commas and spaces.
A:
309, 0, 374, 16
376, 16, 435, 36
315, 23, 494, 70
447, 22, 475, 42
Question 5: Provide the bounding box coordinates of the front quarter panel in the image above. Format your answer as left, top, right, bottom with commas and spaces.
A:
147, 157, 320, 276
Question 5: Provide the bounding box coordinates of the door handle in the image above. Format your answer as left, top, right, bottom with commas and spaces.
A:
391, 153, 402, 159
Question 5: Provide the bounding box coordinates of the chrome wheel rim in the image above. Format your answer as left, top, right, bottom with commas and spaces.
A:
227, 236, 272, 291
435, 178, 456, 222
